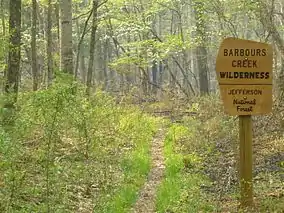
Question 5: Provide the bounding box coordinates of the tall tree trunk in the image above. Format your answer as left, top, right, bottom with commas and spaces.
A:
258, 0, 284, 96
47, 0, 53, 86
74, 3, 81, 79
80, 54, 86, 83
197, 46, 209, 94
54, 2, 60, 58
95, 32, 103, 83
169, 11, 177, 89
194, 0, 209, 95
1, 0, 7, 87
1, 0, 5, 36
5, 0, 21, 100
36, 2, 45, 38
86, 0, 98, 95
141, 68, 148, 95
103, 37, 108, 90
157, 14, 163, 93
74, 8, 93, 79
107, 37, 114, 91
152, 61, 158, 95
31, 0, 38, 91
60, 0, 73, 74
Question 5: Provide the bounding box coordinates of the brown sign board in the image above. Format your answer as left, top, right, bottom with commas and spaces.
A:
216, 37, 273, 116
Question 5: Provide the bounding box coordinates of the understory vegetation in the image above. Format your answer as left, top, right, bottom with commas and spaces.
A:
0, 79, 283, 212
1, 0, 284, 212
0, 77, 157, 212
151, 96, 284, 212
156, 122, 216, 212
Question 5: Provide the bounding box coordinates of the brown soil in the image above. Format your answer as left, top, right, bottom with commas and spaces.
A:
131, 127, 166, 213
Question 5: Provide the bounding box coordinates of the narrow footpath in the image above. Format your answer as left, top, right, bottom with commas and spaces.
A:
131, 127, 166, 213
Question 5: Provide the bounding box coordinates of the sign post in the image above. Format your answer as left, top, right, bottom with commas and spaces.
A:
216, 38, 273, 208
239, 115, 253, 206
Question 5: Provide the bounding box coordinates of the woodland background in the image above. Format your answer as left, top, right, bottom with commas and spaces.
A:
0, 0, 283, 212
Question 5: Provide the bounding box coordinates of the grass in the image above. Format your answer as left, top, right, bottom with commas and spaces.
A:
96, 116, 156, 213
0, 80, 158, 212
154, 94, 284, 212
1, 81, 283, 212
155, 123, 217, 213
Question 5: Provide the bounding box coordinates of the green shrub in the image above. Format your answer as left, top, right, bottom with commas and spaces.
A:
0, 77, 157, 212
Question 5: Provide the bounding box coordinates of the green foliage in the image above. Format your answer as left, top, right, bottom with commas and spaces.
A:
0, 78, 157, 212
151, 95, 284, 212
109, 34, 192, 73
155, 123, 217, 212
182, 95, 284, 212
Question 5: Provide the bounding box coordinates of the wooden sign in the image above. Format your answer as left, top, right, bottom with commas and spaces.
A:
215, 37, 274, 209
216, 37, 273, 115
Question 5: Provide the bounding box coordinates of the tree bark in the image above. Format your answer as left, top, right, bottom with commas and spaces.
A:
47, 0, 53, 86
60, 0, 73, 74
1, 0, 7, 87
5, 0, 21, 99
86, 0, 98, 95
80, 54, 86, 83
152, 61, 158, 94
258, 0, 284, 96
54, 2, 60, 54
74, 9, 92, 79
194, 0, 209, 95
103, 37, 108, 89
1, 0, 5, 36
31, 0, 38, 90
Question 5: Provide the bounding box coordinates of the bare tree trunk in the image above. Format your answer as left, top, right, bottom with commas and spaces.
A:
60, 0, 73, 74
47, 0, 53, 86
107, 37, 114, 91
170, 11, 177, 89
258, 0, 284, 96
36, 2, 45, 39
31, 0, 38, 90
142, 68, 148, 95
6, 0, 21, 95
194, 0, 209, 95
1, 0, 7, 89
75, 4, 80, 79
86, 0, 98, 95
157, 13, 163, 95
1, 0, 5, 36
197, 46, 209, 94
96, 32, 104, 83
74, 9, 93, 79
80, 54, 86, 83
54, 2, 60, 55
103, 37, 108, 89
152, 61, 158, 95
5, 0, 21, 111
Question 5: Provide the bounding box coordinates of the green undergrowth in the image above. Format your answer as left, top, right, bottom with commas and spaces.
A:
155, 122, 217, 213
190, 96, 284, 212
0, 77, 157, 212
96, 117, 158, 213
154, 94, 284, 212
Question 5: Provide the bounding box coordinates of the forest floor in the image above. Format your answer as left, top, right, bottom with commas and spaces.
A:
131, 126, 166, 213
1, 87, 283, 212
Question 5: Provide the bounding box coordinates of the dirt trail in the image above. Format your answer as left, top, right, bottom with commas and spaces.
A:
131, 127, 166, 213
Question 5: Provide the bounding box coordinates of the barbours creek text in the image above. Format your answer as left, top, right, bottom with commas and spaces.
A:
223, 48, 267, 57
223, 48, 268, 69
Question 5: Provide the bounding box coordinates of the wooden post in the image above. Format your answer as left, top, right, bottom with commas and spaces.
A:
239, 115, 253, 208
